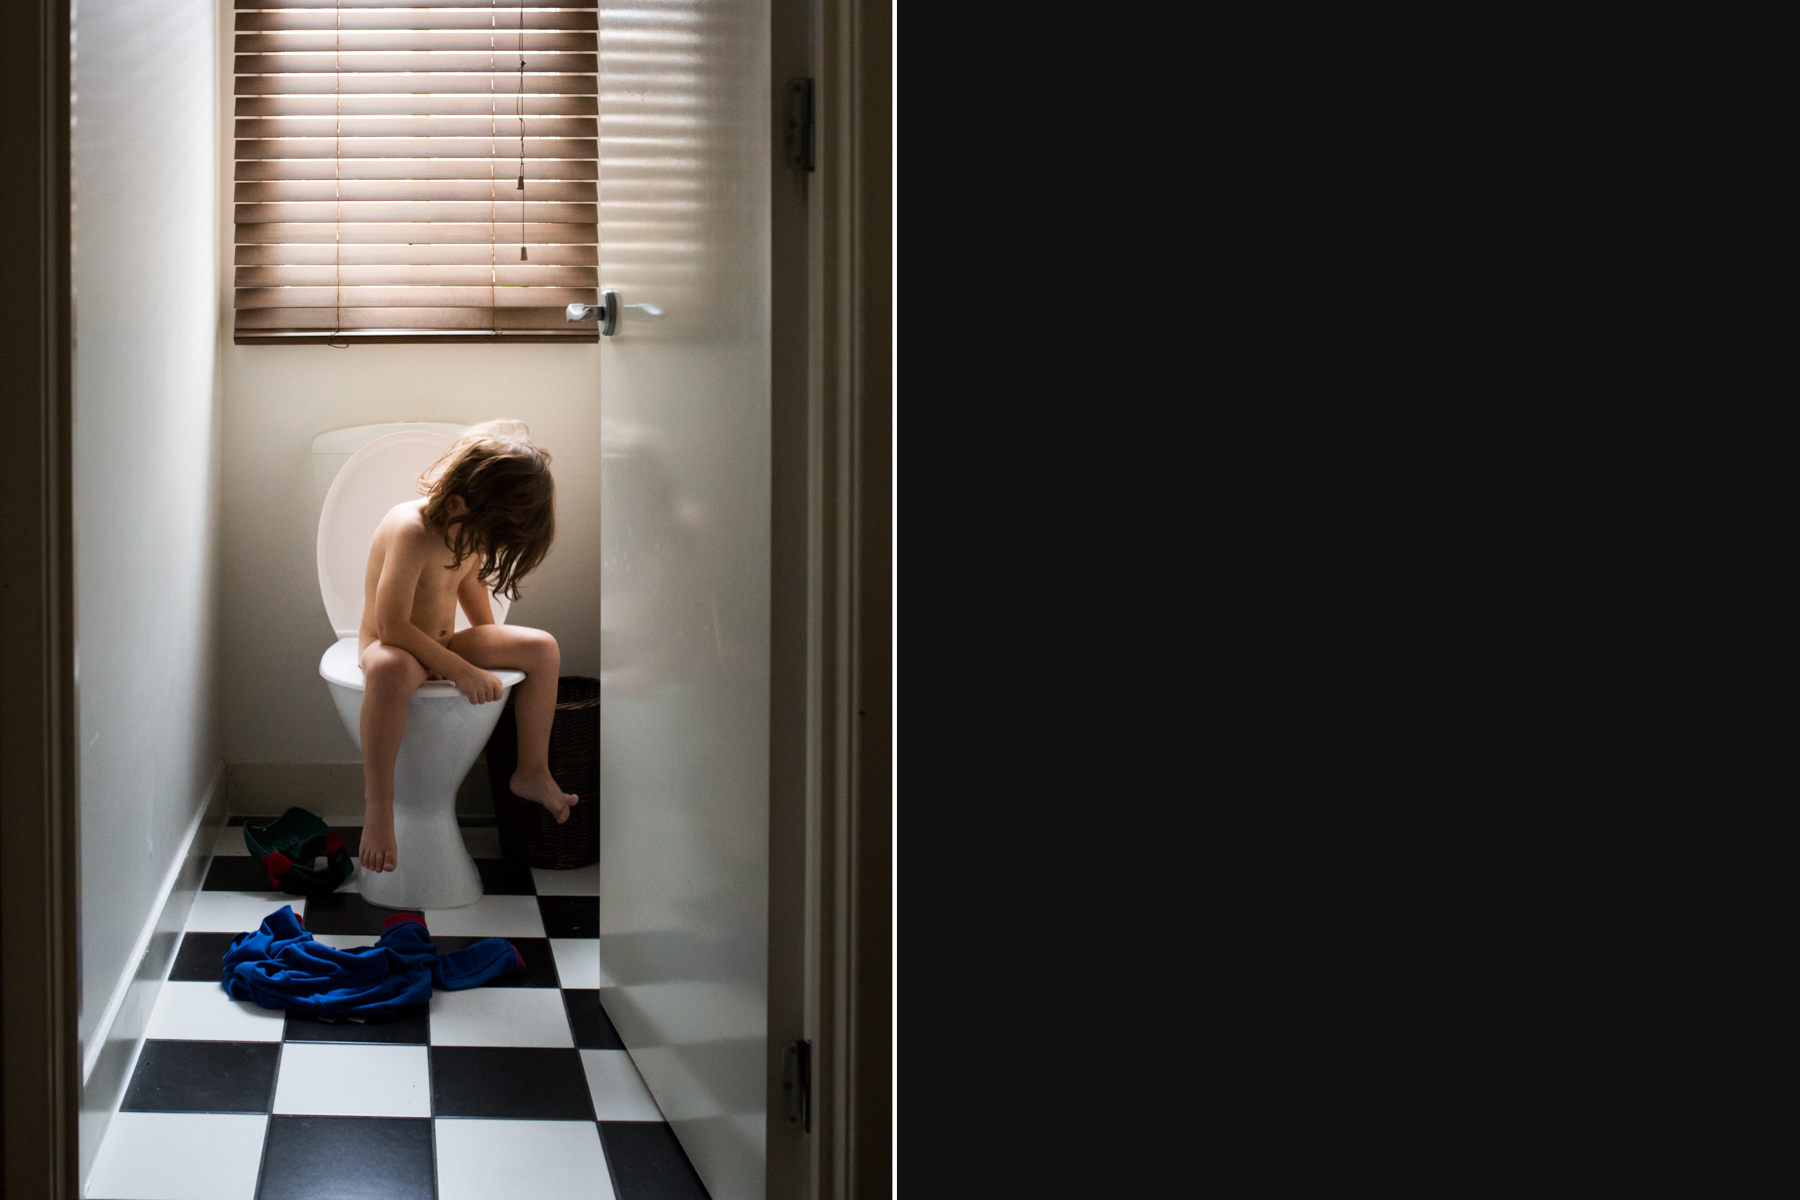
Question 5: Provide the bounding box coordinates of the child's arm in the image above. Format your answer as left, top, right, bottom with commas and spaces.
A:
370, 523, 503, 703
457, 568, 496, 628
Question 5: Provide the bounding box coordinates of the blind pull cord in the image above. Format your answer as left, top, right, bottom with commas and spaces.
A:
518, 0, 527, 261
328, 0, 348, 347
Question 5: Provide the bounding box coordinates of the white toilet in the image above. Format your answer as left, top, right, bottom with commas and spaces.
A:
315, 425, 525, 910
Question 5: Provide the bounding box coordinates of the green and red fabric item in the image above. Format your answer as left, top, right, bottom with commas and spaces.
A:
243, 807, 354, 895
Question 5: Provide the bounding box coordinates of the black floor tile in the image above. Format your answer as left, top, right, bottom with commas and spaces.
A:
433, 936, 558, 987
474, 857, 537, 895
304, 892, 421, 935
205, 856, 280, 891
256, 1115, 434, 1200
457, 815, 498, 827
170, 932, 242, 982
563, 990, 625, 1049
431, 1046, 595, 1120
329, 826, 362, 856
538, 895, 599, 938
121, 1041, 279, 1114
283, 1002, 429, 1045
601, 1121, 714, 1200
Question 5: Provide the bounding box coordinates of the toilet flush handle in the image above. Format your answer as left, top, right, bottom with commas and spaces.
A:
565, 291, 619, 336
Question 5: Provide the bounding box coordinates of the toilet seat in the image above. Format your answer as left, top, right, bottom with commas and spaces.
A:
319, 637, 525, 696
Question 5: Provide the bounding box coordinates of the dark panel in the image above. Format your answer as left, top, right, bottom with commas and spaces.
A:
474, 857, 537, 895
283, 1003, 429, 1046
430, 1047, 594, 1120
256, 1115, 434, 1200
121, 1041, 279, 1114
303, 893, 421, 935
562, 990, 624, 1050
600, 1121, 713, 1200
205, 856, 281, 891
170, 932, 244, 982
433, 936, 558, 988
537, 895, 599, 938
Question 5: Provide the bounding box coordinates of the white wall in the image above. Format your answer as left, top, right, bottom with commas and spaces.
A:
72, 0, 225, 1177
74, 0, 222, 1050
217, 345, 603, 766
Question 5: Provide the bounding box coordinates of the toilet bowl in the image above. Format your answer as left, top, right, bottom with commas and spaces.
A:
316, 427, 524, 910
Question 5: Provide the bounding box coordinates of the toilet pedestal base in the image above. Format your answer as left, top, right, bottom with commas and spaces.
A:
358, 805, 483, 910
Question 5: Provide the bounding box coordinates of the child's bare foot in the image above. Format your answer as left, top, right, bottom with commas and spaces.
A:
360, 802, 399, 872
510, 771, 579, 823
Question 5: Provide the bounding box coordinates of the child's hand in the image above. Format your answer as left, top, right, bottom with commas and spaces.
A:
454, 666, 505, 705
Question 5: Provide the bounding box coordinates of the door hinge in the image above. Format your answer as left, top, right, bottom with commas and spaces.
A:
783, 1039, 812, 1130
785, 78, 815, 172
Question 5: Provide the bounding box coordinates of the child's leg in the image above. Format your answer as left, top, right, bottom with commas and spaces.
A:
448, 625, 579, 822
359, 643, 428, 870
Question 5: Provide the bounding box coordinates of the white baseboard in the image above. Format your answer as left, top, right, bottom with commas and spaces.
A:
79, 762, 228, 1188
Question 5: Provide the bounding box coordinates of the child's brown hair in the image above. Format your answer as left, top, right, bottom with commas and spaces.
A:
419, 419, 555, 600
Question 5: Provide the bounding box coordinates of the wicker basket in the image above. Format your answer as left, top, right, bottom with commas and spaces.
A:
485, 676, 600, 869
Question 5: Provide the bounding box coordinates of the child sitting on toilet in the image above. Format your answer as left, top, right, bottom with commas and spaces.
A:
356, 419, 578, 874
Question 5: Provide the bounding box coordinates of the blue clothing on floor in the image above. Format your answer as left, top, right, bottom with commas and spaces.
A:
222, 905, 523, 1019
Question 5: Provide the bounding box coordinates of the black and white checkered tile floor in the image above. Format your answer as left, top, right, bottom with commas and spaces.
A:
86, 817, 710, 1200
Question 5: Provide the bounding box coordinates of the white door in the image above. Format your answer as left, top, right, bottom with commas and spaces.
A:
595, 0, 773, 1195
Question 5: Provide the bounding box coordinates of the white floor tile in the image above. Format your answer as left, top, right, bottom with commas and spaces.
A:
145, 981, 286, 1042
550, 939, 603, 989
461, 826, 503, 858
531, 864, 599, 896
212, 825, 250, 857
273, 1043, 432, 1118
185, 891, 304, 933
429, 987, 573, 1047
85, 1112, 267, 1200
423, 894, 545, 937
579, 1050, 665, 1121
434, 1119, 613, 1200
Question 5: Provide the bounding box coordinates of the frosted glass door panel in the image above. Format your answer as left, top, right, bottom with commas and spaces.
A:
596, 0, 771, 1197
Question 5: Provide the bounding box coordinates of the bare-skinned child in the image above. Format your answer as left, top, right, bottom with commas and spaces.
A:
355, 419, 578, 874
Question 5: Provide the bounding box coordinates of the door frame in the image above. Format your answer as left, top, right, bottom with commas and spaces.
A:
767, 0, 891, 1194
0, 0, 81, 1192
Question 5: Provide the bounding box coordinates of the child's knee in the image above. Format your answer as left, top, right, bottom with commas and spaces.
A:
364, 650, 421, 690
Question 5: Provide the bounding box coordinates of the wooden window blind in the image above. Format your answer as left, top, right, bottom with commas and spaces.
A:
233, 0, 599, 344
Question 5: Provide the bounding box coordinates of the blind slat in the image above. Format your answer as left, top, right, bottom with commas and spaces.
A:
236, 52, 597, 74
236, 137, 597, 160
238, 265, 599, 287
236, 158, 598, 181
237, 307, 588, 331
236, 222, 596, 244
236, 243, 599, 266
237, 202, 598, 223
239, 94, 597, 117
237, 32, 598, 53
236, 73, 596, 96
237, 10, 598, 32
237, 117, 595, 138
237, 179, 596, 202
237, 0, 598, 10
236, 286, 597, 309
